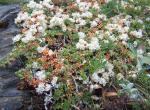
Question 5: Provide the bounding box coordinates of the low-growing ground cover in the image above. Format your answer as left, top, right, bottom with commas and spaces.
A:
0, 0, 150, 109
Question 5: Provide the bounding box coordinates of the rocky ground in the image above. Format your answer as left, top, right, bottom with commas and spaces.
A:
0, 4, 30, 110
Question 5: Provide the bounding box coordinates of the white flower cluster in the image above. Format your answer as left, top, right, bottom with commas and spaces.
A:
12, 34, 22, 42
72, 0, 106, 30
14, 0, 105, 52
35, 70, 46, 80
13, 0, 56, 43
76, 32, 100, 51
37, 46, 47, 53
36, 76, 58, 94
14, 9, 47, 43
76, 0, 91, 12
27, 0, 43, 9
35, 76, 58, 110
37, 45, 54, 56
91, 61, 114, 86
35, 77, 58, 110
15, 12, 29, 24
49, 13, 70, 32
130, 29, 143, 38
27, 0, 53, 10
104, 14, 132, 45
88, 37, 100, 51
36, 82, 52, 94
73, 1, 103, 51
76, 39, 89, 50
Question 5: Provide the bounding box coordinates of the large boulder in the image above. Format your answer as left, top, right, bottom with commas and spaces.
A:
0, 4, 20, 59
0, 4, 30, 110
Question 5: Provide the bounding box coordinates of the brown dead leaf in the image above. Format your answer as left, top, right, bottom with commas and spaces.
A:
104, 92, 118, 97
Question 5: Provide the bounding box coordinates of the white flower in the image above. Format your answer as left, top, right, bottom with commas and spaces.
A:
15, 12, 29, 24
137, 48, 144, 55
90, 21, 98, 28
96, 31, 104, 40
42, 0, 54, 9
78, 32, 86, 39
81, 11, 93, 18
43, 0, 52, 3
93, 2, 100, 10
91, 72, 101, 83
45, 84, 52, 91
36, 14, 46, 22
122, 41, 127, 45
105, 62, 115, 77
90, 84, 100, 92
62, 25, 67, 32
117, 73, 124, 80
91, 72, 107, 86
32, 62, 38, 68
35, 70, 46, 80
21, 36, 35, 43
109, 35, 117, 42
105, 31, 111, 36
67, 18, 75, 23
119, 33, 129, 41
37, 26, 44, 33
48, 50, 54, 56
27, 0, 43, 9
30, 25, 37, 34
37, 46, 46, 53
72, 12, 80, 19
12, 34, 22, 43
31, 10, 44, 16
133, 41, 138, 47
99, 78, 107, 86
44, 93, 52, 110
36, 83, 52, 94
21, 31, 35, 43
147, 52, 150, 56
49, 16, 66, 31
103, 40, 109, 43
78, 2, 91, 12
106, 62, 114, 72
130, 29, 143, 38
36, 83, 45, 94
147, 74, 150, 78
132, 74, 137, 79
146, 17, 150, 21
77, 19, 86, 26
124, 20, 131, 27
125, 14, 132, 19
27, 1, 37, 9
76, 39, 88, 50
91, 61, 114, 86
51, 76, 58, 86
88, 37, 100, 51
137, 19, 143, 24
123, 26, 129, 32
102, 73, 110, 81
98, 14, 107, 21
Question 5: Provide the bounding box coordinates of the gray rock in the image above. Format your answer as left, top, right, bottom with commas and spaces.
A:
0, 68, 30, 110
0, 4, 30, 110
0, 76, 19, 89
0, 87, 29, 97
0, 69, 15, 77
0, 4, 20, 24
0, 4, 20, 60
0, 97, 23, 110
